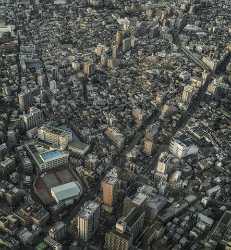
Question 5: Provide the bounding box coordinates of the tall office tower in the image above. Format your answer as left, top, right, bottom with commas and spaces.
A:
117, 207, 145, 240
37, 73, 45, 87
49, 80, 57, 94
101, 168, 120, 207
18, 90, 33, 111
143, 139, 153, 156
73, 201, 100, 242
105, 207, 145, 250
95, 44, 105, 56
23, 107, 44, 130
0, 143, 7, 160
52, 66, 59, 81
105, 230, 132, 250
122, 37, 132, 52
83, 61, 95, 76
116, 31, 123, 47
155, 151, 180, 181
132, 108, 143, 128
104, 128, 125, 148
112, 45, 119, 59
181, 85, 196, 104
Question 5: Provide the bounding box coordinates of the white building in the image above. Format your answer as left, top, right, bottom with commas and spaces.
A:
49, 80, 58, 94
54, 0, 66, 4
23, 107, 44, 130
26, 143, 69, 172
38, 126, 72, 150
169, 134, 198, 159
75, 201, 100, 241
51, 182, 82, 206
18, 90, 33, 111
182, 85, 196, 104
0, 24, 15, 38
155, 152, 179, 180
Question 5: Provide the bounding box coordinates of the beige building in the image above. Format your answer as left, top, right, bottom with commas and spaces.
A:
143, 139, 153, 156
38, 125, 72, 150
73, 201, 100, 242
182, 85, 196, 103
101, 168, 120, 207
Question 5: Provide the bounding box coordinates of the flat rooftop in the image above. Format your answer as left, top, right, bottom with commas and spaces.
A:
40, 150, 65, 162
40, 125, 72, 137
26, 142, 68, 165
34, 168, 79, 205
78, 201, 100, 219
51, 181, 82, 202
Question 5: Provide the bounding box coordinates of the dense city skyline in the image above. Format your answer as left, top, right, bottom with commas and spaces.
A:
0, 0, 231, 249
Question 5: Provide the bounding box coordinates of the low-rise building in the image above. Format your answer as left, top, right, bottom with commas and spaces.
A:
38, 125, 72, 150
169, 134, 198, 159
51, 182, 82, 206
26, 143, 69, 172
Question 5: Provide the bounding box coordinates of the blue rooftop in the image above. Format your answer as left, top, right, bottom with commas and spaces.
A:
40, 150, 64, 162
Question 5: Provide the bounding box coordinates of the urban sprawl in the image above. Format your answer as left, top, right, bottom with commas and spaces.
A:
0, 0, 231, 249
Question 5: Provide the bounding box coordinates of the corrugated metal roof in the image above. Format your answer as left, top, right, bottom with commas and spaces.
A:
51, 181, 81, 202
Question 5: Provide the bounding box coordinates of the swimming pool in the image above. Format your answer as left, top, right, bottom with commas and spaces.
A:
40, 150, 64, 161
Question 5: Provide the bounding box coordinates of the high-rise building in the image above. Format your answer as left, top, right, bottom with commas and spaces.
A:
143, 139, 153, 156
83, 61, 95, 76
18, 90, 33, 111
38, 125, 72, 150
155, 152, 179, 180
107, 58, 118, 69
7, 130, 17, 147
112, 45, 119, 59
23, 107, 44, 130
73, 201, 100, 242
123, 185, 168, 220
132, 108, 143, 128
104, 127, 125, 148
51, 66, 59, 81
101, 168, 120, 207
116, 31, 123, 47
101, 53, 109, 66
0, 157, 15, 176
95, 44, 105, 56
105, 230, 132, 250
145, 122, 159, 141
181, 85, 196, 103
49, 80, 57, 93
122, 37, 132, 52
169, 134, 198, 159
105, 207, 145, 250
49, 221, 66, 241
0, 143, 7, 160
116, 207, 145, 240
